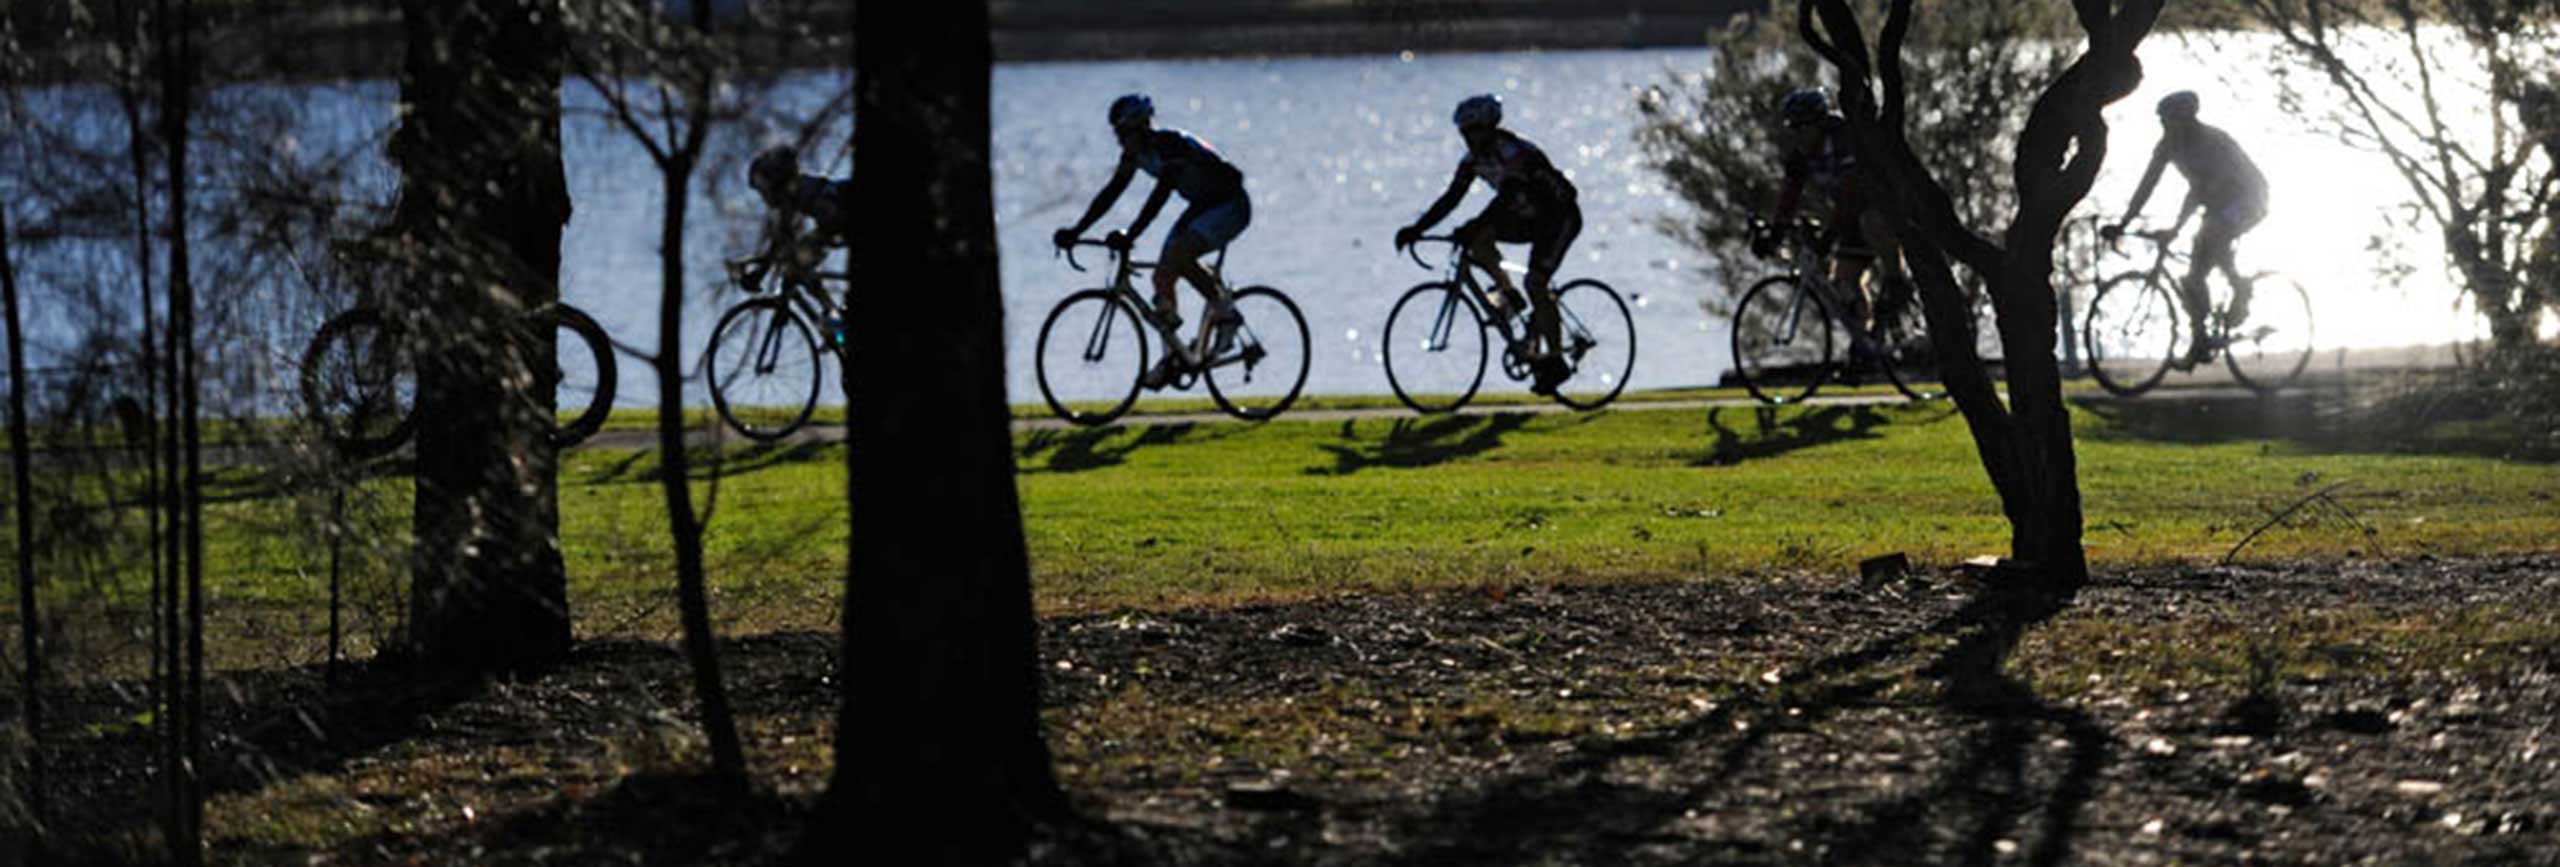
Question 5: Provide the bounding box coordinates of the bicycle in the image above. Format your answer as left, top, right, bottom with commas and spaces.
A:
299, 239, 617, 458
1727, 219, 1946, 405
1034, 238, 1310, 426
2082, 224, 2313, 397
1378, 235, 1636, 413
707, 242, 850, 441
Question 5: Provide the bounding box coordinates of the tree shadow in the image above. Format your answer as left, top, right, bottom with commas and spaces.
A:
2075, 385, 2559, 463
337, 769, 799, 865
1305, 413, 1533, 477
1690, 403, 1943, 467
1016, 423, 1199, 474
1381, 576, 2109, 866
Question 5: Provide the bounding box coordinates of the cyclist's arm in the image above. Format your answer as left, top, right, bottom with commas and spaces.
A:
1771, 168, 1807, 225
2118, 141, 2172, 224
1127, 180, 1175, 240
1067, 156, 1139, 236
1409, 167, 1472, 231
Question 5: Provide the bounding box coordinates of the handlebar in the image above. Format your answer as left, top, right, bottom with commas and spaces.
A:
1055, 237, 1133, 273
1401, 234, 1465, 271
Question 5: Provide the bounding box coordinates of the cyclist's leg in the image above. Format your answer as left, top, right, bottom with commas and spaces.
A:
1523, 207, 1582, 360
1859, 208, 1914, 324
1457, 211, 1530, 316
2182, 222, 2236, 352
2208, 199, 2266, 326
1179, 195, 1251, 350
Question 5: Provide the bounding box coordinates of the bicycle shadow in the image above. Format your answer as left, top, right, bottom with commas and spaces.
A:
1305, 413, 1532, 477
1380, 575, 2109, 866
574, 440, 835, 485
1690, 403, 1941, 468
1016, 423, 1200, 475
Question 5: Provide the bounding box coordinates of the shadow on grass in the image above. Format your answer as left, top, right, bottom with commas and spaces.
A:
1380, 576, 2108, 866
1690, 403, 1939, 468
575, 440, 837, 485
346, 770, 800, 865
1306, 413, 1533, 477
1017, 423, 1200, 474
2075, 385, 2557, 463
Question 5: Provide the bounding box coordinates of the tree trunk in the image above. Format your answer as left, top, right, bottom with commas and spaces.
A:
396, 0, 572, 674
798, 0, 1069, 860
0, 136, 46, 864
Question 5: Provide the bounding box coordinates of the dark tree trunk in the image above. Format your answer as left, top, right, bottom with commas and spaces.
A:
1, 134, 46, 864
395, 0, 573, 674
798, 0, 1069, 860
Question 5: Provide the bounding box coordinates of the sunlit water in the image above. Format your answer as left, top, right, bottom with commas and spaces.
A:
8, 39, 2505, 412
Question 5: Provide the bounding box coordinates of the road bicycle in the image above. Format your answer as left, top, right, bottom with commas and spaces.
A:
1034, 239, 1310, 426
299, 239, 616, 458
707, 242, 850, 441
1378, 234, 1636, 413
2082, 225, 2313, 397
1728, 219, 1946, 405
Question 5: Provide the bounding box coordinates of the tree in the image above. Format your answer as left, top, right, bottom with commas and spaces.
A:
394, 0, 575, 674
796, 0, 1070, 860
2230, 0, 2557, 358
1797, 0, 2166, 589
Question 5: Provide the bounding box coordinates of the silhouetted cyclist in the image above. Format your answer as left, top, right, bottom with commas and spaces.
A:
1394, 94, 1582, 396
1755, 87, 1910, 365
1054, 93, 1253, 390
2102, 90, 2270, 369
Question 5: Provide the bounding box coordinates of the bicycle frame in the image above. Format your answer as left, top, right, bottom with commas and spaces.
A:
1402, 235, 1590, 362
1062, 241, 1253, 374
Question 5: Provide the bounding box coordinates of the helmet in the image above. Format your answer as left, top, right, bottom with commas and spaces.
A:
2156, 90, 2200, 120
1452, 94, 1502, 130
1108, 93, 1154, 131
748, 145, 796, 195
1778, 88, 1833, 125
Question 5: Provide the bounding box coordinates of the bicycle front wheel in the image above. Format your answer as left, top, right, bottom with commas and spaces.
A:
1036, 289, 1149, 426
1730, 275, 1836, 405
706, 297, 823, 441
543, 304, 617, 447
1381, 282, 1489, 414
2084, 272, 2181, 397
1550, 279, 1636, 410
1205, 286, 1311, 421
2223, 274, 2315, 395
301, 307, 416, 458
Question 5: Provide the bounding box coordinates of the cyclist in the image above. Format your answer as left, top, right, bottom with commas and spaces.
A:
2100, 90, 2270, 368
1052, 93, 1253, 390
744, 144, 853, 297
1753, 87, 1906, 364
1393, 94, 1582, 396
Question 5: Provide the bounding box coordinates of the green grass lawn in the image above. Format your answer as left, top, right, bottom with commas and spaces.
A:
20, 391, 2559, 673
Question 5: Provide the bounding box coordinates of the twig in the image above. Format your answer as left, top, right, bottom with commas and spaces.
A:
2222, 481, 2356, 566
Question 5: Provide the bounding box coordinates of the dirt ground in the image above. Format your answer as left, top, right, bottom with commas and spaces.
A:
32, 554, 2560, 865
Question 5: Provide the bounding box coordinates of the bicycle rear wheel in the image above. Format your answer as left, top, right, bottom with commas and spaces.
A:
301, 307, 416, 458
706, 297, 823, 441
1730, 275, 1836, 405
2223, 274, 2315, 395
1035, 289, 1149, 426
1550, 279, 1636, 410
542, 304, 617, 447
1205, 286, 1310, 421
1874, 289, 1949, 402
2084, 272, 2180, 397
1381, 282, 1489, 414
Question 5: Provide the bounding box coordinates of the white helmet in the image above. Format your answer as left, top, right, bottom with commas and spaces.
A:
1452, 94, 1502, 130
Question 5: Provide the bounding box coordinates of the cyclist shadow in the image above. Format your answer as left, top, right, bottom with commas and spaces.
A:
1305, 413, 1532, 477
574, 441, 832, 485
1690, 403, 1946, 468
1017, 423, 1200, 475
1379, 577, 2109, 866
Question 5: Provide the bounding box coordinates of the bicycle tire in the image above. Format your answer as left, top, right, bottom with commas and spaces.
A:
706, 297, 824, 441
1549, 278, 1636, 411
1875, 290, 1948, 402
2223, 274, 2315, 395
1205, 285, 1310, 421
1035, 289, 1149, 426
1381, 282, 1489, 414
1730, 275, 1836, 405
301, 306, 417, 458
543, 304, 618, 447
2083, 272, 2181, 397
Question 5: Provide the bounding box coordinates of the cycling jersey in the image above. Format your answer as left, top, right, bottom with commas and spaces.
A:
2134, 120, 2268, 216
1123, 129, 1245, 205
1457, 129, 1577, 214
1775, 119, 1864, 225
775, 174, 853, 240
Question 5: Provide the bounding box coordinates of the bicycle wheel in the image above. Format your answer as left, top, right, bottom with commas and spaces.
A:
1875, 290, 1948, 402
542, 304, 617, 447
2223, 273, 2315, 395
1381, 282, 1489, 414
2083, 272, 2181, 397
1730, 275, 1836, 405
1549, 279, 1636, 410
1035, 289, 1148, 426
706, 297, 823, 441
300, 307, 416, 458
1205, 286, 1310, 421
